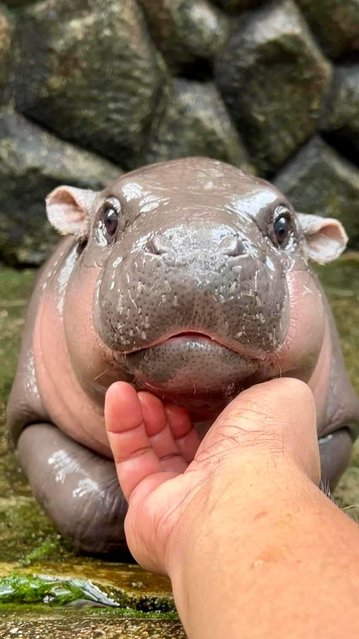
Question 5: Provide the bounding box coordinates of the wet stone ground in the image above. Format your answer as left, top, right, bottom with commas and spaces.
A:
0, 255, 358, 637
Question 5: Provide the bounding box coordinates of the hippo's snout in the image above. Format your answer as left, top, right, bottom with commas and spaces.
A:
145, 228, 247, 261
94, 218, 289, 368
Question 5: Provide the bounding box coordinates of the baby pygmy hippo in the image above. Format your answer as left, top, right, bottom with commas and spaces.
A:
8, 158, 359, 554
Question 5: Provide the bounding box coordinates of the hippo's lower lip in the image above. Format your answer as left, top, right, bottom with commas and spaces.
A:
121, 335, 263, 411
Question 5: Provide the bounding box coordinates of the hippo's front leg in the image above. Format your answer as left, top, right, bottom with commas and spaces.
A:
18, 424, 128, 555
319, 428, 353, 489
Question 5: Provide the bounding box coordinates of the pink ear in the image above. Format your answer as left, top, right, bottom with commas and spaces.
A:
297, 213, 348, 264
46, 186, 98, 239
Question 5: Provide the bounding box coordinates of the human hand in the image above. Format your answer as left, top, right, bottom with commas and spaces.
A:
105, 378, 320, 575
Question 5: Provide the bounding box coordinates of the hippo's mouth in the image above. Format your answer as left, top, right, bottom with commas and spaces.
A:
135, 330, 266, 360
120, 330, 271, 413
123, 330, 267, 360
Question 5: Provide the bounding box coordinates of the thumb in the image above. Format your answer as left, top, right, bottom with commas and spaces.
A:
196, 378, 320, 485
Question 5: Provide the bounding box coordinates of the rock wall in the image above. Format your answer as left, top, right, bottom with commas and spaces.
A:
0, 0, 358, 264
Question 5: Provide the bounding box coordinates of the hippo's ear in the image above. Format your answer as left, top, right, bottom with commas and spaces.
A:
46, 186, 98, 240
297, 213, 348, 264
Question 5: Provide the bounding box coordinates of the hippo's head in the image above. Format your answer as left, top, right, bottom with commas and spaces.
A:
47, 158, 347, 414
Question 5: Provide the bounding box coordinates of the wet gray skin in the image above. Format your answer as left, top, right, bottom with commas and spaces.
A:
7, 158, 359, 554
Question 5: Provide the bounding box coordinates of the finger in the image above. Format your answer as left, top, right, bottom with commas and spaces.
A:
164, 404, 192, 438
105, 382, 164, 500
137, 392, 167, 436
165, 404, 200, 463
138, 393, 188, 472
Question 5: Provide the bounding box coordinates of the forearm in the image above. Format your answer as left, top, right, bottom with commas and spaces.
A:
168, 456, 359, 639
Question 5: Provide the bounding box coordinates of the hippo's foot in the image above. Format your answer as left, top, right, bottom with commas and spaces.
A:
17, 424, 129, 555
319, 428, 353, 490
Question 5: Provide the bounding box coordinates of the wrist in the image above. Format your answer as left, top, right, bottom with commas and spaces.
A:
165, 453, 316, 608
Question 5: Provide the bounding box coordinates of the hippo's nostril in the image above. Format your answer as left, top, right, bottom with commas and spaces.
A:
146, 234, 174, 256
219, 235, 245, 257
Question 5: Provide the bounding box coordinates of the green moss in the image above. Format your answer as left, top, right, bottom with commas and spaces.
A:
0, 573, 118, 606
0, 267, 35, 413
0, 498, 58, 563
0, 603, 179, 620
0, 571, 176, 616
19, 535, 68, 567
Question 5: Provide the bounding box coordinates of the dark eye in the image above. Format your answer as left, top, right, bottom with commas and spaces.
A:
101, 197, 121, 241
104, 207, 118, 236
273, 213, 291, 247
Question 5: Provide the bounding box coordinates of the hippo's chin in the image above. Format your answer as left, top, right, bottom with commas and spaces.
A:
122, 335, 262, 412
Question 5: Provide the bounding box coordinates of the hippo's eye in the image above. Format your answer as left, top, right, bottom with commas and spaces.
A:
273, 212, 291, 248
104, 208, 118, 236
101, 198, 121, 241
